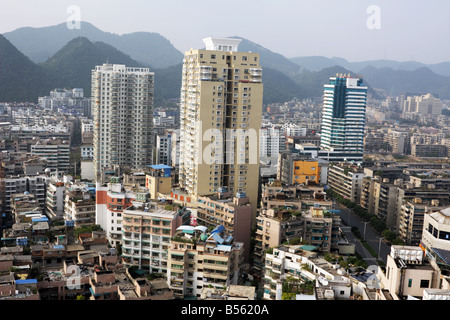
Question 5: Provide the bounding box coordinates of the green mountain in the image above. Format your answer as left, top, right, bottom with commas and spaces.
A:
290, 55, 450, 77
0, 34, 56, 102
261, 68, 303, 104
152, 63, 183, 106
3, 21, 183, 68
4, 21, 450, 104
290, 56, 341, 72
358, 66, 450, 99
233, 37, 303, 76
291, 65, 383, 99
40, 36, 144, 94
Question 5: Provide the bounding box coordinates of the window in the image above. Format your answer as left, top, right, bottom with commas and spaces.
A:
420, 280, 430, 288
408, 279, 412, 287
439, 230, 450, 241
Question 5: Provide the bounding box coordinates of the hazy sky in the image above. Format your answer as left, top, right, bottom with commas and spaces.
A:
0, 0, 449, 64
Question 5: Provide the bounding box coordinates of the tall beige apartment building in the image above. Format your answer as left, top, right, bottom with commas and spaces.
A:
92, 64, 154, 181
179, 37, 263, 225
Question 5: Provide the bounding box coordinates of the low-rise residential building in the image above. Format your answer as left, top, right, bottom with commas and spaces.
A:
411, 144, 448, 158
263, 245, 350, 300
0, 274, 40, 300
167, 225, 245, 299
260, 180, 332, 211
196, 190, 253, 263
420, 206, 450, 276
399, 199, 444, 246
328, 163, 365, 204
277, 152, 321, 185
89, 267, 173, 300
95, 180, 138, 247
64, 181, 96, 228
121, 200, 191, 273
379, 245, 441, 299
30, 138, 70, 173
45, 172, 69, 220
145, 165, 173, 200
200, 284, 256, 300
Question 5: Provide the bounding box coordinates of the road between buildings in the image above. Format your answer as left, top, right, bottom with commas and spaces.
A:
334, 202, 390, 265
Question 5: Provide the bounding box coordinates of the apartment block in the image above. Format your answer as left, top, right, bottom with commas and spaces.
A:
277, 152, 321, 185
92, 64, 154, 180
196, 190, 252, 262
411, 144, 448, 158
30, 138, 70, 173
264, 245, 350, 300
399, 198, 444, 245
95, 181, 137, 247
64, 182, 96, 228
327, 164, 365, 204
420, 207, 450, 268
379, 245, 441, 299
178, 37, 263, 226
1, 174, 47, 216
260, 124, 285, 157
402, 93, 443, 116
167, 225, 244, 299
384, 129, 409, 155
45, 172, 69, 220
156, 132, 173, 166
121, 201, 191, 273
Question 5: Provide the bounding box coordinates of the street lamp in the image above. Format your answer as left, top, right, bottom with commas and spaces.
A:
378, 237, 385, 257
363, 221, 369, 241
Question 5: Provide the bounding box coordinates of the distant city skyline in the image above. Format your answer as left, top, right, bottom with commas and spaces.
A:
0, 1, 448, 64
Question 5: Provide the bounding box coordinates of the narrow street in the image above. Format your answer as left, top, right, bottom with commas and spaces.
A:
334, 202, 391, 266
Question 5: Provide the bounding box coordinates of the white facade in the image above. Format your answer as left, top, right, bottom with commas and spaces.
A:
264, 246, 350, 300
202, 37, 241, 52
403, 93, 443, 115
260, 125, 285, 157
81, 120, 94, 134
92, 64, 154, 180
421, 207, 450, 252
283, 124, 307, 137
45, 177, 66, 220
171, 129, 181, 168
31, 139, 70, 172
81, 145, 94, 160
80, 160, 95, 182
156, 133, 172, 166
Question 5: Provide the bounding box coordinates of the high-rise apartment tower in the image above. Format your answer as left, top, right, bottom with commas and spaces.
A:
178, 37, 263, 224
92, 64, 154, 180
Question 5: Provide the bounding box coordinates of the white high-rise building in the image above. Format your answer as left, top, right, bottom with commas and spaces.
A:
156, 132, 172, 166
92, 64, 154, 180
403, 93, 443, 115
260, 125, 285, 157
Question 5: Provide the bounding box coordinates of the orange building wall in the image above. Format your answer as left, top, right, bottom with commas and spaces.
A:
292, 160, 320, 184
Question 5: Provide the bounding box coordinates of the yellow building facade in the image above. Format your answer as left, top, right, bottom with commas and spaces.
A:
292, 160, 320, 185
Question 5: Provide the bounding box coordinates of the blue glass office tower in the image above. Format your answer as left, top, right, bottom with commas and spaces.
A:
319, 75, 367, 162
